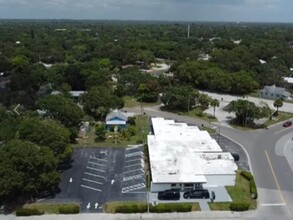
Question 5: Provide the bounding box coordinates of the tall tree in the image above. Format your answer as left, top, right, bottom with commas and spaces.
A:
210, 98, 220, 118
273, 98, 283, 115
227, 99, 260, 126
38, 94, 84, 128
0, 140, 60, 204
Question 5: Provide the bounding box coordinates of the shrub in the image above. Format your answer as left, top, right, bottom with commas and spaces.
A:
230, 203, 249, 211
58, 205, 80, 214
240, 170, 258, 199
150, 204, 192, 213
136, 139, 143, 144
127, 116, 136, 126
250, 179, 258, 199
16, 208, 44, 216
127, 126, 136, 136
240, 171, 253, 181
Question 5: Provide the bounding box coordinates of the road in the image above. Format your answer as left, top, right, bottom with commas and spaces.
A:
124, 105, 293, 218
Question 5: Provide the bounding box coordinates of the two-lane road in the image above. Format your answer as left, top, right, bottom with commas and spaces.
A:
125, 106, 293, 217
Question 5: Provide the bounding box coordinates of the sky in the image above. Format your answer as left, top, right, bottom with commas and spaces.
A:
0, 0, 292, 22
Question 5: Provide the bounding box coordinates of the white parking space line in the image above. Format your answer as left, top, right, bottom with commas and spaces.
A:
86, 167, 106, 172
126, 146, 140, 150
124, 163, 142, 168
125, 158, 143, 163
82, 178, 103, 185
88, 161, 106, 167
123, 168, 144, 174
80, 185, 102, 192
85, 172, 106, 180
89, 156, 107, 162
123, 174, 144, 181
125, 152, 143, 158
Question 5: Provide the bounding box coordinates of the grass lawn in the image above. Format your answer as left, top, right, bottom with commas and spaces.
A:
162, 106, 218, 123
209, 171, 257, 211
123, 96, 161, 108
264, 111, 293, 127
23, 203, 79, 214
73, 115, 149, 148
201, 126, 217, 134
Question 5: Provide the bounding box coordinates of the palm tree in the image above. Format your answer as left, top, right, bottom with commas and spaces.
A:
273, 98, 283, 116
210, 99, 220, 118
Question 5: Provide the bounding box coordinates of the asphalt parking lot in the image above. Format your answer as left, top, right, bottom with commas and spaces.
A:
43, 146, 146, 213
212, 134, 250, 171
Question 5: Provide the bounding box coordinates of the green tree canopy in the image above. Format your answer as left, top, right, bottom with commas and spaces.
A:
0, 140, 59, 204
38, 94, 84, 128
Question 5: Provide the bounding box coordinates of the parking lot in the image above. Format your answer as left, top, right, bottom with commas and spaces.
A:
212, 134, 250, 171
42, 146, 146, 212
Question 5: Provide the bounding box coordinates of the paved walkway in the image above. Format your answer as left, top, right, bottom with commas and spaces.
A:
0, 212, 244, 220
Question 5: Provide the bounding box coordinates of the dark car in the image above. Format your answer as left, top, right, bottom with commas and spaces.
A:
158, 189, 180, 200
283, 121, 292, 127
231, 153, 240, 162
183, 189, 210, 199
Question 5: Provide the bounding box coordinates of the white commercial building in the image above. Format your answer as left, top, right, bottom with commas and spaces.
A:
148, 118, 238, 192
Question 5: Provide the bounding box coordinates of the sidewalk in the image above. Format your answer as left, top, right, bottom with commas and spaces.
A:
0, 212, 244, 220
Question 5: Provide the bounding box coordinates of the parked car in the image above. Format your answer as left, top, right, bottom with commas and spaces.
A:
231, 153, 240, 162
158, 189, 180, 200
283, 121, 292, 127
183, 189, 210, 199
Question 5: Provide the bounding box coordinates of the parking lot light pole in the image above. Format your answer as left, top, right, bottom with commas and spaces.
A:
147, 171, 150, 213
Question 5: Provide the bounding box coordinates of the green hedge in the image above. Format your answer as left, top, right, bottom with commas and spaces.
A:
240, 170, 258, 199
240, 171, 253, 181
58, 205, 80, 214
16, 208, 44, 216
150, 204, 192, 213
115, 203, 147, 213
230, 203, 250, 211
111, 203, 192, 213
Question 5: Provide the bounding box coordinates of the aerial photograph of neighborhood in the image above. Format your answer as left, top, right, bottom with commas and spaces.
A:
0, 0, 293, 220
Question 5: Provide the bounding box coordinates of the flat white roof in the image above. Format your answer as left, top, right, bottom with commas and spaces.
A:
149, 118, 237, 184
284, 77, 293, 84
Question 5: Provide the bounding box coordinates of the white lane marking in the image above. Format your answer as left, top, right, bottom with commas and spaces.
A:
274, 129, 290, 135
123, 168, 145, 174
260, 203, 286, 207
87, 202, 91, 209
89, 156, 107, 162
125, 158, 143, 163
86, 167, 106, 172
82, 178, 103, 185
69, 177, 73, 183
88, 161, 106, 167
95, 203, 99, 209
85, 172, 106, 180
81, 185, 102, 192
111, 179, 115, 185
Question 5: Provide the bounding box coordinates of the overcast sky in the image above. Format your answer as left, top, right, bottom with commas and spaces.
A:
0, 0, 292, 22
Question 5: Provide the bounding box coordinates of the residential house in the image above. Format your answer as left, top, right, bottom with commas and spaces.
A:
105, 109, 128, 131
259, 84, 291, 100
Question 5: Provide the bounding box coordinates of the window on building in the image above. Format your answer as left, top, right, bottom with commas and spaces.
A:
184, 183, 193, 187
171, 184, 176, 187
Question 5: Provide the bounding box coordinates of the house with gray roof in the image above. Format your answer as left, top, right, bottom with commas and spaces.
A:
259, 85, 291, 100
105, 109, 129, 130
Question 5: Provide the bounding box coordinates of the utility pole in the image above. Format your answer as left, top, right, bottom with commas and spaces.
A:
187, 24, 190, 39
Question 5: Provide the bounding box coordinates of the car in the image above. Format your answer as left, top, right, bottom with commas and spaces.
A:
183, 189, 210, 199
158, 189, 180, 200
231, 153, 240, 162
283, 121, 292, 127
